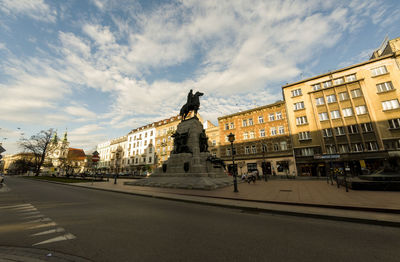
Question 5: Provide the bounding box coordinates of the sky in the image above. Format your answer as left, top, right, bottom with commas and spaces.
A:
0, 0, 399, 155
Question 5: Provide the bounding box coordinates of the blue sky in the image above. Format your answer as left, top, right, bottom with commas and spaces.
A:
0, 0, 399, 154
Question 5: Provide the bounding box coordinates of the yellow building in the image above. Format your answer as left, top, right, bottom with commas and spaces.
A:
282, 37, 400, 176
204, 120, 220, 158
218, 101, 295, 176
2, 153, 36, 174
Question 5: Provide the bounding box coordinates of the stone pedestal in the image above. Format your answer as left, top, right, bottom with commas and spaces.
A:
126, 117, 232, 190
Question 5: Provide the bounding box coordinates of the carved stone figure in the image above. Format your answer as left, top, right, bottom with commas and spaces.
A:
180, 90, 204, 120
199, 130, 209, 152
172, 131, 191, 154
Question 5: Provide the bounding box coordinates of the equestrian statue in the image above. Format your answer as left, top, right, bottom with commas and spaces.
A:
179, 89, 204, 120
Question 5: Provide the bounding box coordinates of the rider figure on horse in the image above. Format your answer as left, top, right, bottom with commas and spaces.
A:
187, 89, 193, 107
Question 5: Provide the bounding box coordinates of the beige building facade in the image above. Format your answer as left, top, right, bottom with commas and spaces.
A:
282, 37, 400, 176
218, 101, 296, 177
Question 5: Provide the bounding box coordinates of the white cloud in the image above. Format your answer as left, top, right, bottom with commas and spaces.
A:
0, 0, 396, 152
0, 0, 56, 22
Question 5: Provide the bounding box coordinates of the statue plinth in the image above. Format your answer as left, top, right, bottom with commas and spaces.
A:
126, 117, 232, 190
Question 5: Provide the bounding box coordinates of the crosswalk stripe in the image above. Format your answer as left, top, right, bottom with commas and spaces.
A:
20, 211, 41, 216
24, 217, 52, 224
32, 233, 76, 246
0, 204, 32, 209
31, 227, 65, 236
16, 207, 37, 212
28, 222, 57, 229
20, 214, 45, 220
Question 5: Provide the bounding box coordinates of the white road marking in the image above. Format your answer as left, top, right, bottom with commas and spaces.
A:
28, 222, 57, 229
31, 227, 65, 236
20, 214, 45, 220
0, 204, 32, 209
16, 207, 38, 212
32, 233, 76, 246
24, 217, 52, 224
20, 211, 41, 216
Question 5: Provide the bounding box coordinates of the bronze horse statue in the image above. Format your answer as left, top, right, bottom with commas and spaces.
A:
180, 91, 203, 120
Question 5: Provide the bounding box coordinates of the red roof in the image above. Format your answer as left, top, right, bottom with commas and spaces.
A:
67, 148, 86, 161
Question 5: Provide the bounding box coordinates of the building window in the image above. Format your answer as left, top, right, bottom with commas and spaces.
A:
377, 81, 394, 93
270, 127, 277, 136
148, 156, 152, 163
269, 114, 275, 121
388, 118, 400, 129
291, 89, 302, 97
352, 143, 363, 152
212, 140, 216, 146
334, 126, 346, 136
355, 105, 367, 115
243, 132, 248, 140
315, 97, 325, 105
273, 144, 279, 151
339, 144, 349, 153
260, 129, 265, 137
326, 94, 337, 103
323, 81, 332, 88
342, 108, 353, 117
248, 119, 253, 126
361, 122, 373, 133
280, 141, 287, 150
338, 92, 349, 101
326, 145, 336, 154
346, 74, 357, 82
278, 126, 285, 134
331, 110, 341, 119
348, 125, 359, 134
294, 101, 305, 110
366, 142, 378, 151
298, 131, 311, 141
242, 119, 247, 127
350, 88, 363, 98
149, 147, 153, 153
301, 148, 314, 156
226, 148, 231, 156
250, 131, 255, 139
245, 146, 250, 154
230, 122, 235, 129
262, 144, 268, 152
382, 99, 400, 111
333, 78, 344, 85
371, 65, 388, 76
225, 123, 229, 130
322, 128, 333, 137
258, 116, 264, 123
296, 116, 308, 125
276, 112, 282, 120
251, 145, 257, 154
312, 84, 321, 91
319, 112, 329, 121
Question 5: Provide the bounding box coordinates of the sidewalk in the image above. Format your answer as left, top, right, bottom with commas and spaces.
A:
70, 178, 400, 227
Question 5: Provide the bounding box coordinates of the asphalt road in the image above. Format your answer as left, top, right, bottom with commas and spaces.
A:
1, 176, 399, 262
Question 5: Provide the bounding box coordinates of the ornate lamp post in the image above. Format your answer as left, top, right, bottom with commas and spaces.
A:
228, 133, 238, 193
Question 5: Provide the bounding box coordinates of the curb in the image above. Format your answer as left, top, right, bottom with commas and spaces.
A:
20, 177, 400, 228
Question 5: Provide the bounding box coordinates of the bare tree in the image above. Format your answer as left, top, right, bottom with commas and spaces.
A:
19, 129, 54, 176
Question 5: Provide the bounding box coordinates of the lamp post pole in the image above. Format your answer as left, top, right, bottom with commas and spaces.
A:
228, 133, 238, 193
262, 143, 268, 182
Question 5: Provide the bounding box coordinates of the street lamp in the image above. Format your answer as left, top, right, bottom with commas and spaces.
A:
262, 143, 268, 182
228, 133, 238, 193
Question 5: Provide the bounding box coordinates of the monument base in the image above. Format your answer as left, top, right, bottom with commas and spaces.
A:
125, 176, 233, 190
